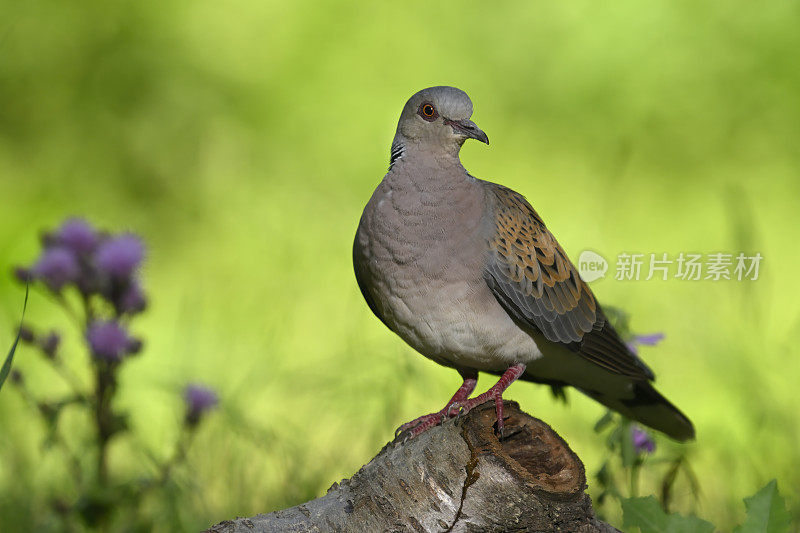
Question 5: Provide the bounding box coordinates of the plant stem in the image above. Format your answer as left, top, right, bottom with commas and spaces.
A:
94, 362, 115, 487
51, 357, 91, 403
630, 462, 641, 498
158, 426, 196, 486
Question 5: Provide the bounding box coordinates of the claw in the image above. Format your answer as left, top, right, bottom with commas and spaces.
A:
496, 418, 505, 439
446, 402, 460, 419
395, 417, 425, 438
396, 410, 450, 440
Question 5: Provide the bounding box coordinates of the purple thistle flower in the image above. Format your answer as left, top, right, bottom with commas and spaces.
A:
32, 247, 80, 291
633, 333, 665, 346
95, 234, 144, 280
184, 383, 219, 425
86, 320, 131, 362
116, 281, 147, 315
626, 332, 664, 355
56, 218, 98, 255
75, 269, 101, 297
631, 426, 656, 454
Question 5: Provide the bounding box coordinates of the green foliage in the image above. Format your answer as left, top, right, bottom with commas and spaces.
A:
1, 222, 220, 530
623, 481, 791, 533
592, 408, 700, 517
591, 318, 699, 516
734, 480, 791, 533
622, 496, 714, 533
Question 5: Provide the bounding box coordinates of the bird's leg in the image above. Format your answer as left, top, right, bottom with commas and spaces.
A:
395, 370, 478, 439
447, 363, 526, 436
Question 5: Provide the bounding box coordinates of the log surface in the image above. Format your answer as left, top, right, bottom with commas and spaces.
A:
207, 401, 619, 532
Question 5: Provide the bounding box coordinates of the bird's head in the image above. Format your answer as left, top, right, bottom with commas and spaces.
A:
394, 86, 488, 157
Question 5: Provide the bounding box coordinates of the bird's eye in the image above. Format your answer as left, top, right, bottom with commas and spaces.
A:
419, 103, 437, 121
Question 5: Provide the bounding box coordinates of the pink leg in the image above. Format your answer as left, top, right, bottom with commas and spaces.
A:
396, 371, 478, 439
447, 364, 526, 436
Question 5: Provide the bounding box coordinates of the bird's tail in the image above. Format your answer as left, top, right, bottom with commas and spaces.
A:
581, 381, 695, 441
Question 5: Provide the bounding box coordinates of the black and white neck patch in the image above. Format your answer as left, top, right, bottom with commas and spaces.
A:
389, 142, 405, 170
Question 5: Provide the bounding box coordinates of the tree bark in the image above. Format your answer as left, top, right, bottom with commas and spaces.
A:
207, 401, 619, 532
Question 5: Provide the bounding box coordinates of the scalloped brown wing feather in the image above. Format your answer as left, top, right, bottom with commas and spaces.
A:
484, 184, 654, 380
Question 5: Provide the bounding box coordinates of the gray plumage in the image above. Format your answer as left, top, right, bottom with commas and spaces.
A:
353, 86, 693, 441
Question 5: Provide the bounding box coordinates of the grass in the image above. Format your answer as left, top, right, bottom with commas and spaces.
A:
1, 0, 799, 530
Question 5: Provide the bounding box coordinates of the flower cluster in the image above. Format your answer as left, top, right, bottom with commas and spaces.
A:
18, 218, 146, 314
15, 218, 147, 362
5, 217, 223, 529
631, 426, 656, 455
183, 384, 219, 426
87, 321, 141, 362
625, 332, 660, 455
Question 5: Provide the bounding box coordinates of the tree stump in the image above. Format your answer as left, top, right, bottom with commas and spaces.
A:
207, 401, 619, 532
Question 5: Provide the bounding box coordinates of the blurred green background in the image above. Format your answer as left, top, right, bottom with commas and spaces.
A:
1, 0, 799, 530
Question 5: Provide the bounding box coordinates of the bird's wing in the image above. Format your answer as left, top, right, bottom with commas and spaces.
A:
483, 184, 654, 380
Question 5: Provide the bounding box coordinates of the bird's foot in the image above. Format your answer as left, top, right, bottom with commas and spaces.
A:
449, 363, 525, 437
395, 373, 479, 441
447, 386, 516, 437
395, 407, 457, 440
398, 365, 524, 441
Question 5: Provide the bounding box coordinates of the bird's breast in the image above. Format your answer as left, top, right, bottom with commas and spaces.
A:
354, 178, 542, 370
357, 178, 485, 283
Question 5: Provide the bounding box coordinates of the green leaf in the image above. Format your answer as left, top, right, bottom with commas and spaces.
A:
606, 423, 622, 450
594, 410, 615, 433
623, 497, 669, 532
663, 516, 717, 533
734, 480, 791, 533
0, 284, 29, 392
622, 496, 715, 533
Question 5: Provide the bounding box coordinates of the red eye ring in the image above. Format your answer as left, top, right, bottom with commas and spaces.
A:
419, 103, 437, 121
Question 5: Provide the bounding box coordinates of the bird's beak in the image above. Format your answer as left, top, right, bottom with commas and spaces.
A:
446, 118, 489, 145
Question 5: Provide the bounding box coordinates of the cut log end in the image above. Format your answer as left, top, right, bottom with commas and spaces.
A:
462, 401, 587, 497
